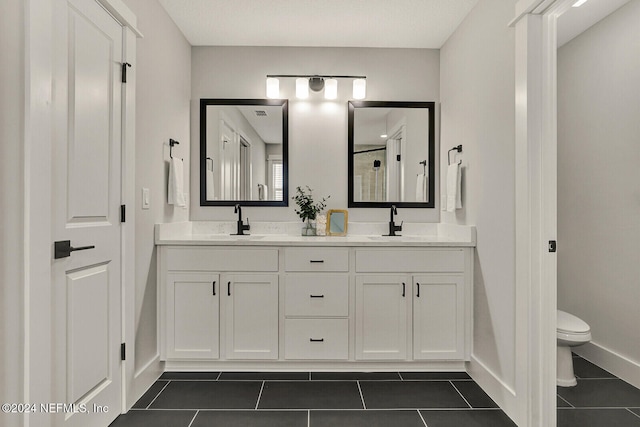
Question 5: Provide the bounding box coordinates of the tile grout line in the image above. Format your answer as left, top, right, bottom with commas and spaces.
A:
145, 380, 171, 409
187, 410, 199, 427
307, 409, 310, 427
449, 381, 472, 409
356, 380, 367, 410
627, 408, 640, 420
255, 381, 265, 410
417, 409, 429, 426
556, 394, 574, 408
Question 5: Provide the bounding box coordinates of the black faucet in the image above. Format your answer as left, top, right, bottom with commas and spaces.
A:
233, 204, 250, 235
388, 205, 403, 236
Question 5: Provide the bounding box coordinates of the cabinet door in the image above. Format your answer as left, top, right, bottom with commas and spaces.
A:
166, 272, 220, 359
355, 275, 411, 360
413, 275, 464, 360
224, 274, 279, 359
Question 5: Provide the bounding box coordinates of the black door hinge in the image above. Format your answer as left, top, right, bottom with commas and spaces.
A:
549, 240, 557, 253
120, 205, 126, 223
121, 343, 126, 361
121, 62, 132, 83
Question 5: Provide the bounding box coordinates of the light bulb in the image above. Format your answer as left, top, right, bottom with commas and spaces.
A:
324, 79, 338, 99
266, 78, 279, 99
353, 79, 366, 100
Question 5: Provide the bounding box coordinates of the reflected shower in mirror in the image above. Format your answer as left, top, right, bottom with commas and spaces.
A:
200, 99, 288, 206
348, 101, 435, 208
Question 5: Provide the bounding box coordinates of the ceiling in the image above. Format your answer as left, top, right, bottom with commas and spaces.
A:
158, 0, 479, 48
557, 0, 631, 47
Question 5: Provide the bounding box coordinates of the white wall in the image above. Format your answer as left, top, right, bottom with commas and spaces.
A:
122, 0, 191, 392
0, 1, 25, 426
557, 0, 640, 386
440, 0, 519, 422
190, 47, 440, 223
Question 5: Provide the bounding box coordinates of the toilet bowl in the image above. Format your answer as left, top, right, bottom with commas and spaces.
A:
557, 310, 591, 387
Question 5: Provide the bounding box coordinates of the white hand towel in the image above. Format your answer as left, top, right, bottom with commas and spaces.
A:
415, 174, 427, 202
168, 157, 186, 207
206, 169, 215, 200
446, 163, 462, 212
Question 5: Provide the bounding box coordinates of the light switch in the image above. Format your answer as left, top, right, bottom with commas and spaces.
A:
142, 188, 150, 209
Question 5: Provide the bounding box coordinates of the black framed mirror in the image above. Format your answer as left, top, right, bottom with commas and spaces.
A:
200, 99, 288, 206
348, 101, 435, 208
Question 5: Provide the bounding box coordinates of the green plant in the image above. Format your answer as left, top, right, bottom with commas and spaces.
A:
292, 186, 329, 222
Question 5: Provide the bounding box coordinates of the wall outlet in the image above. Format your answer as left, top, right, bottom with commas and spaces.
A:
142, 188, 150, 209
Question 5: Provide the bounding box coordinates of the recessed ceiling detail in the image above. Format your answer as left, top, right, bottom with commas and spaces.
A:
158, 0, 479, 48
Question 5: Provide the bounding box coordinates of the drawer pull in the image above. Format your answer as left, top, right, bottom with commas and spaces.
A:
228, 281, 231, 296
402, 283, 406, 297
309, 338, 324, 342
416, 282, 420, 298
310, 294, 325, 298
309, 260, 325, 263
213, 281, 216, 296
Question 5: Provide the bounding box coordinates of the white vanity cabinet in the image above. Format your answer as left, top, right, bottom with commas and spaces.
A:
355, 248, 470, 361
159, 246, 279, 361
283, 248, 350, 360
157, 232, 474, 370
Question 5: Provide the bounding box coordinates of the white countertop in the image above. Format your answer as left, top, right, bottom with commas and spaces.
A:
155, 222, 476, 247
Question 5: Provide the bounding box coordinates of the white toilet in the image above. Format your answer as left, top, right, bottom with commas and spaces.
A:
557, 310, 592, 387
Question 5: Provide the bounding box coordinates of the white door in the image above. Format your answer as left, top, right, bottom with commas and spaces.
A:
355, 275, 411, 360
52, 1, 123, 426
223, 274, 279, 359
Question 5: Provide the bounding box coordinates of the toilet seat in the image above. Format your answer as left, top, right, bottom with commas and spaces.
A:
557, 310, 590, 334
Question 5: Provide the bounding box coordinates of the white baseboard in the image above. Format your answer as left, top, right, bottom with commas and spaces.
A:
127, 354, 163, 410
468, 355, 522, 426
574, 341, 640, 389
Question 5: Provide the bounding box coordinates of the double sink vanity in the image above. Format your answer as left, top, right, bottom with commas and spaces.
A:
156, 97, 474, 371
156, 221, 475, 371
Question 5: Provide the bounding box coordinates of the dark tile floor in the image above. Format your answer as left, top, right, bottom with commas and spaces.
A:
557, 354, 640, 427
108, 356, 640, 427
109, 371, 517, 427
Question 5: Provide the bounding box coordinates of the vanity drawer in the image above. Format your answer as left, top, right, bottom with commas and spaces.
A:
284, 319, 349, 360
284, 275, 349, 317
284, 248, 349, 272
355, 249, 464, 273
165, 247, 278, 272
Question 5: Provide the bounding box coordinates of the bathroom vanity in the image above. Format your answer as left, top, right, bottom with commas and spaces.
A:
156, 222, 475, 371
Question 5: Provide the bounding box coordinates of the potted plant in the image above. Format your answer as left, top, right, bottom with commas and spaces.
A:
292, 186, 329, 236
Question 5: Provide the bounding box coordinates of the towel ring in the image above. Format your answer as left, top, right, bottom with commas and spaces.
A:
447, 145, 462, 165
169, 139, 183, 161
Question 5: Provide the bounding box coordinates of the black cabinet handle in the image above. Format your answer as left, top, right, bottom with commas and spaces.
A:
310, 294, 325, 298
416, 282, 420, 298
309, 338, 324, 342
54, 240, 96, 259
402, 283, 406, 297
309, 260, 325, 263
228, 281, 231, 296
213, 281, 216, 296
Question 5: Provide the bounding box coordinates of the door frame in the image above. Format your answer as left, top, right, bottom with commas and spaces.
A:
511, 0, 573, 425
24, 0, 141, 423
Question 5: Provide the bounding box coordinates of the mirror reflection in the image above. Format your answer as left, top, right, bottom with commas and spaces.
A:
348, 101, 435, 208
200, 99, 288, 206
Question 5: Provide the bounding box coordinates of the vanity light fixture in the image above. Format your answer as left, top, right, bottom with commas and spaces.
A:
572, 0, 588, 6
265, 75, 366, 100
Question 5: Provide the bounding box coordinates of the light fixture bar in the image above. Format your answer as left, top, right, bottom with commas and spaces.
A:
266, 74, 366, 79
